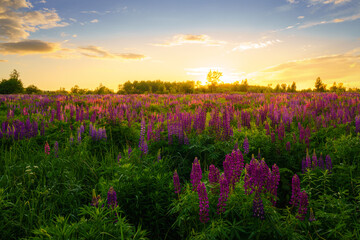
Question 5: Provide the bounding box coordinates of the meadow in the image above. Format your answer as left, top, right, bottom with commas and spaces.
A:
0, 92, 360, 239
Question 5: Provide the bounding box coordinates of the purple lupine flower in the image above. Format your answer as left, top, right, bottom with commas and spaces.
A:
355, 115, 360, 134
325, 155, 332, 173
234, 142, 238, 151
44, 142, 50, 155
197, 182, 209, 223
312, 151, 318, 169
244, 158, 270, 195
290, 174, 301, 206
107, 186, 117, 209
301, 158, 307, 173
117, 152, 121, 164
77, 128, 82, 143
253, 193, 265, 220
139, 118, 148, 155
309, 208, 316, 222
268, 164, 280, 206
173, 170, 181, 195
69, 134, 74, 144
223, 155, 234, 188
54, 141, 59, 158
217, 173, 229, 214
286, 141, 291, 151
243, 136, 249, 154
271, 132, 276, 143
296, 190, 308, 221
190, 157, 202, 191
208, 164, 220, 185
91, 189, 101, 207
128, 146, 132, 157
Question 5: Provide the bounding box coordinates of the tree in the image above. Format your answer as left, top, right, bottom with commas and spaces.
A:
0, 69, 24, 94
206, 70, 222, 93
287, 82, 297, 92
94, 83, 113, 94
25, 85, 41, 94
274, 84, 281, 92
315, 77, 326, 92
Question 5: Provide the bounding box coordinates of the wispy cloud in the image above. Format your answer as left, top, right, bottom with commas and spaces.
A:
0, 59, 8, 62
232, 39, 281, 52
81, 10, 99, 14
248, 48, 360, 89
152, 34, 226, 47
308, 0, 352, 5
90, 19, 99, 23
78, 45, 148, 60
0, 40, 60, 54
299, 13, 360, 28
0, 0, 68, 41
298, 16, 305, 19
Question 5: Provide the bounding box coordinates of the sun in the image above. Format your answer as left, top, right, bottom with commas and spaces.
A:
187, 66, 244, 86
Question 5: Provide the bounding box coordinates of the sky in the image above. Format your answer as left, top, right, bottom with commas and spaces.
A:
0, 0, 359, 91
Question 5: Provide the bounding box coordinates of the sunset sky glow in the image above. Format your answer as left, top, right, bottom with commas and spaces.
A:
0, 0, 359, 90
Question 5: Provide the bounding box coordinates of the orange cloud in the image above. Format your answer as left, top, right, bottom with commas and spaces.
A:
78, 45, 148, 60
0, 40, 60, 54
248, 49, 360, 89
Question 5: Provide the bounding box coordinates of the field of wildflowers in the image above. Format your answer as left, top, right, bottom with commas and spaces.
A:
0, 92, 359, 239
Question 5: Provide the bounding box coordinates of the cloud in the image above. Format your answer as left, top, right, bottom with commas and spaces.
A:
90, 19, 99, 23
0, 1, 68, 41
69, 18, 77, 22
0, 0, 32, 12
309, 0, 351, 5
72, 34, 77, 38
152, 34, 226, 47
232, 39, 281, 52
81, 10, 99, 14
248, 49, 360, 89
298, 16, 305, 19
299, 13, 360, 28
0, 39, 60, 54
0, 59, 8, 62
78, 45, 148, 60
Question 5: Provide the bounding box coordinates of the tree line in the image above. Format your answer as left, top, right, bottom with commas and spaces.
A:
0, 69, 358, 95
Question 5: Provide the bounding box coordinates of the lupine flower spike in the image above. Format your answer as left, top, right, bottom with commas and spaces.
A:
91, 189, 101, 207
107, 187, 118, 209
197, 182, 209, 223
243, 136, 249, 154
44, 142, 50, 155
309, 208, 316, 222
190, 157, 202, 191
117, 152, 121, 164
290, 174, 301, 206
253, 193, 265, 220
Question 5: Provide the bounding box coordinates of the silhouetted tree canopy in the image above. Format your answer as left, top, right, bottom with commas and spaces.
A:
0, 69, 24, 94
